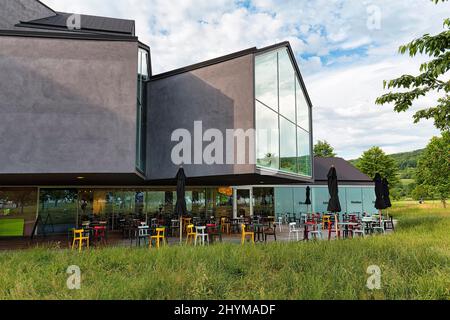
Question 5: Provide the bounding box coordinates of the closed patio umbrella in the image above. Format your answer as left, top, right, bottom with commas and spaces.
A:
327, 166, 341, 213
305, 186, 311, 215
175, 167, 187, 244
382, 178, 392, 209
374, 173, 386, 211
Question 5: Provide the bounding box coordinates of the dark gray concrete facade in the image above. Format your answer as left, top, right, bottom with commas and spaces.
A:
146, 54, 256, 182
0, 0, 55, 31
0, 36, 139, 176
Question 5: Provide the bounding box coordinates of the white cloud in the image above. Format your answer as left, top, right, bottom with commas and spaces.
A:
42, 0, 449, 159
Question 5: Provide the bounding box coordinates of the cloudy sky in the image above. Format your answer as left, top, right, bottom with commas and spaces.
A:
43, 0, 447, 159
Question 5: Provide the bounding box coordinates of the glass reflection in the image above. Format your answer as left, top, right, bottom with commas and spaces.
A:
256, 101, 279, 170
296, 78, 310, 132
0, 188, 37, 237
255, 51, 278, 110
278, 49, 296, 122
297, 127, 312, 176
280, 117, 297, 173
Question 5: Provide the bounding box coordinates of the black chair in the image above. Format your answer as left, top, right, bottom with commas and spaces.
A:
384, 215, 395, 231
263, 222, 277, 242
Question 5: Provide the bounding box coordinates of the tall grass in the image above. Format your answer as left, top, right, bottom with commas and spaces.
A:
0, 201, 449, 300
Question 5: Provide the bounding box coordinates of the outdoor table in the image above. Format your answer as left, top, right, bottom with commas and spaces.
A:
361, 217, 374, 235
252, 223, 265, 242
229, 219, 238, 233
338, 222, 359, 238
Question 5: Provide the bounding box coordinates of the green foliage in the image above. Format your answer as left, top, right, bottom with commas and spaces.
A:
355, 146, 399, 186
313, 140, 336, 157
375, 0, 450, 131
412, 184, 433, 200
415, 132, 450, 206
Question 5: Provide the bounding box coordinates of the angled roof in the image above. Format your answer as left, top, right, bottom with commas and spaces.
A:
150, 41, 314, 109
19, 11, 135, 35
313, 157, 373, 183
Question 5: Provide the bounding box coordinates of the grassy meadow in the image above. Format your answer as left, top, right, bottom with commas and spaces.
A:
0, 201, 449, 300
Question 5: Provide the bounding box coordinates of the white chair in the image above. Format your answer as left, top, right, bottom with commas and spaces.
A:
194, 226, 209, 246
289, 222, 301, 241
309, 223, 323, 240
372, 216, 385, 234
137, 225, 150, 246
277, 216, 283, 232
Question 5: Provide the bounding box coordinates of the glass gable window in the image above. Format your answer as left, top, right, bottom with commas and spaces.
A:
136, 48, 149, 172
255, 47, 312, 177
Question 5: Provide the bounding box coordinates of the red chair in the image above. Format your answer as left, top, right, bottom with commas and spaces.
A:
93, 226, 107, 244
328, 214, 341, 240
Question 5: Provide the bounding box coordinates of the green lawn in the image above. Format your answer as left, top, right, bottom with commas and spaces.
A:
0, 201, 449, 300
0, 219, 24, 237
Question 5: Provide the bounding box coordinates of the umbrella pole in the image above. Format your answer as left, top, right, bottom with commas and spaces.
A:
180, 215, 183, 244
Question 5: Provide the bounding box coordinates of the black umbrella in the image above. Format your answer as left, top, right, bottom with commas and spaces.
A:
382, 178, 392, 208
305, 186, 311, 215
305, 186, 311, 205
327, 166, 341, 213
174, 167, 187, 243
374, 173, 386, 210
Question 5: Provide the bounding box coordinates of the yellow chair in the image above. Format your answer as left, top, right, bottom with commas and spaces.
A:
322, 215, 331, 229
150, 227, 166, 248
186, 224, 196, 245
241, 224, 254, 245
221, 217, 230, 235
72, 229, 89, 252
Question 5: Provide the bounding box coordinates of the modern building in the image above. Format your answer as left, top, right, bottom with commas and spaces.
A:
0, 0, 376, 237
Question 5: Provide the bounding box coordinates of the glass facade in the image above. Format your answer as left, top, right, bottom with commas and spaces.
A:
255, 47, 312, 177
136, 48, 149, 172
0, 187, 234, 236
274, 186, 377, 221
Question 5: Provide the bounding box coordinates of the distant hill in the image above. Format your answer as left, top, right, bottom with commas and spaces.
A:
348, 149, 424, 170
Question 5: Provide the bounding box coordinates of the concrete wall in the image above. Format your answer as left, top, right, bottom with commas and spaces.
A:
0, 36, 138, 174
147, 54, 255, 180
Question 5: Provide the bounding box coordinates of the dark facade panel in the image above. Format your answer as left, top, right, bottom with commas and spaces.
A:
0, 36, 139, 176
146, 54, 256, 181
21, 11, 135, 35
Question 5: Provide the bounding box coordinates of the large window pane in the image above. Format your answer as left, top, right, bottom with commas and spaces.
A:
280, 117, 297, 173
296, 78, 310, 131
253, 187, 274, 217
38, 189, 77, 235
256, 101, 279, 170
0, 188, 37, 237
274, 187, 294, 219
255, 51, 278, 110
278, 49, 296, 122
297, 127, 312, 177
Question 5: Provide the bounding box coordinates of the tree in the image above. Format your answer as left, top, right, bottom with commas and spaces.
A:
415, 132, 450, 207
355, 147, 399, 186
314, 140, 336, 157
375, 0, 450, 132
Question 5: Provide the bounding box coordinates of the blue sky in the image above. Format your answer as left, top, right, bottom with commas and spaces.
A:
44, 0, 448, 159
